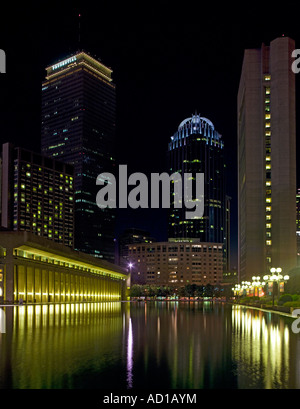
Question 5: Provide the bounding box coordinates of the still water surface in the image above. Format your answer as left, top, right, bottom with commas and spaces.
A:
0, 301, 299, 389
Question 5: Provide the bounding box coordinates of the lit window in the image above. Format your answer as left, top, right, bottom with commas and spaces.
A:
266, 240, 272, 246
266, 164, 271, 170
265, 114, 271, 120
266, 198, 272, 203
266, 181, 271, 186
264, 75, 271, 81
265, 87, 271, 95
266, 223, 272, 229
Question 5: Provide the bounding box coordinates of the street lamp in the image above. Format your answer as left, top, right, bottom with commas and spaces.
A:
241, 281, 251, 296
232, 284, 241, 300
251, 276, 266, 297
128, 262, 133, 275
263, 267, 289, 306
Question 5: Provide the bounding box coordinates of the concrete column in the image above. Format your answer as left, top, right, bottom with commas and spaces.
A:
5, 250, 14, 303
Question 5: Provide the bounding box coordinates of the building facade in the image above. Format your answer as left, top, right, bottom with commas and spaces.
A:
237, 36, 297, 281
117, 228, 156, 269
296, 189, 300, 266
41, 51, 116, 262
127, 240, 224, 286
1, 143, 74, 248
0, 231, 129, 304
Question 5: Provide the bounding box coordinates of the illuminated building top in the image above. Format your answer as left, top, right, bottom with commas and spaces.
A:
169, 114, 223, 149
45, 51, 113, 83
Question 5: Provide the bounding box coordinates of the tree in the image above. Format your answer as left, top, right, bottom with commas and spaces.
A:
184, 284, 197, 299
204, 284, 214, 298
177, 286, 186, 298
130, 285, 143, 298
195, 285, 204, 299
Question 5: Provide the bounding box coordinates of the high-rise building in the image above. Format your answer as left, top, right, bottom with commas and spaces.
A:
41, 51, 116, 262
1, 143, 74, 247
167, 113, 227, 257
237, 36, 297, 281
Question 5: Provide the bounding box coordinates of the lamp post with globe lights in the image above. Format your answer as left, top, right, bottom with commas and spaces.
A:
241, 281, 251, 296
263, 267, 289, 306
232, 284, 241, 301
251, 276, 266, 297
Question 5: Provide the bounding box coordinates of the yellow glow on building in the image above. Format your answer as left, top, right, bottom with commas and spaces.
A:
0, 231, 130, 304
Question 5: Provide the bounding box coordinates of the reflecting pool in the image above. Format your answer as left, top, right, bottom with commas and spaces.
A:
0, 302, 299, 389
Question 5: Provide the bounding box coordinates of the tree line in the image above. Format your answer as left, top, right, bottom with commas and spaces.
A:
130, 283, 232, 299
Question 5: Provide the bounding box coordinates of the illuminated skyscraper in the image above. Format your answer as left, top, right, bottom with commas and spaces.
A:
41, 51, 116, 262
237, 36, 297, 281
168, 114, 227, 246
1, 142, 74, 247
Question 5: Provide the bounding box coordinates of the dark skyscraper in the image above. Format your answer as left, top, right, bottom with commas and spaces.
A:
41, 51, 116, 262
168, 113, 226, 246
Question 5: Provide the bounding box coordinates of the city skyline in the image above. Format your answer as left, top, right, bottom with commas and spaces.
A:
1, 3, 300, 269
1, 2, 300, 396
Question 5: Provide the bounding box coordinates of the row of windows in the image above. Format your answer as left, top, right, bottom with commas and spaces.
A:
265, 81, 272, 245
129, 245, 222, 253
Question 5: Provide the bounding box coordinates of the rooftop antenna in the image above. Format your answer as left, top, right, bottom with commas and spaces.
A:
78, 13, 81, 51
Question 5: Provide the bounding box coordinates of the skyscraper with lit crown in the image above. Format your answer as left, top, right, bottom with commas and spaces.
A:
41, 51, 116, 262
168, 114, 227, 256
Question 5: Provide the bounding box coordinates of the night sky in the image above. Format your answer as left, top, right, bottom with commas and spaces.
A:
1, 1, 300, 268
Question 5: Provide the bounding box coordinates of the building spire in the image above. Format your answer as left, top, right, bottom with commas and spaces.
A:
78, 13, 82, 50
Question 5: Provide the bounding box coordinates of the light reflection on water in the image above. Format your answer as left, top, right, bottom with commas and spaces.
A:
0, 302, 299, 389
231, 305, 299, 388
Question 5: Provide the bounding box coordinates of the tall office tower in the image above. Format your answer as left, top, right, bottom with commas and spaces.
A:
168, 113, 226, 245
1, 143, 74, 247
117, 228, 156, 269
237, 36, 297, 281
41, 51, 116, 262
